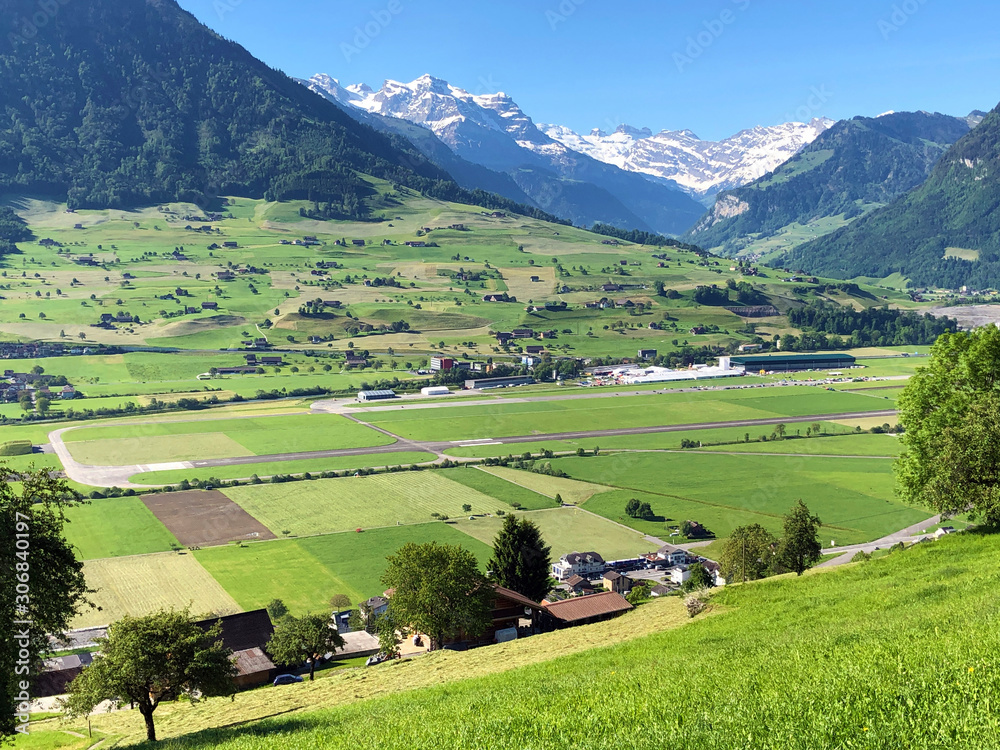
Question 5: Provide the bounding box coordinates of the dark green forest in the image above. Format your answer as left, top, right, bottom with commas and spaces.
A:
686, 112, 971, 254
590, 222, 699, 249
0, 0, 563, 225
785, 302, 957, 349
0, 206, 30, 256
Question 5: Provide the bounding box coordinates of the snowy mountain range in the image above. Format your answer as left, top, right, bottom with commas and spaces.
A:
541, 119, 835, 198
301, 73, 835, 232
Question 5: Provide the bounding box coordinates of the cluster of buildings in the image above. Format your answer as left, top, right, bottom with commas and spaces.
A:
551, 545, 725, 596
2, 370, 76, 402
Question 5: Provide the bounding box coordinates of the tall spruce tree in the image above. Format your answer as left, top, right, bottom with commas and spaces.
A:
775, 501, 823, 576
486, 514, 552, 603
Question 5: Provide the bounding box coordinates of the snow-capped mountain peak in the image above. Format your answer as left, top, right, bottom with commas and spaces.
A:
541, 118, 835, 196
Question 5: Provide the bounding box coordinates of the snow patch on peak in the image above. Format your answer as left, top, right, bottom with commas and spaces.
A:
542, 117, 836, 196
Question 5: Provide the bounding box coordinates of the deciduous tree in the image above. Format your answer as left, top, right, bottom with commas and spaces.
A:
66, 609, 236, 742
776, 501, 823, 576
897, 326, 1000, 523
1, 469, 90, 741
267, 614, 345, 681
719, 524, 777, 583
381, 542, 492, 650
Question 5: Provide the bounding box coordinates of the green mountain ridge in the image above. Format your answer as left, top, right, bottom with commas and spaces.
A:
0, 0, 562, 226
787, 102, 1000, 288
685, 112, 971, 257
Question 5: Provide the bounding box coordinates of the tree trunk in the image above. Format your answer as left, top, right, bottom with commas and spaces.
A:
140, 706, 157, 742
309, 657, 316, 681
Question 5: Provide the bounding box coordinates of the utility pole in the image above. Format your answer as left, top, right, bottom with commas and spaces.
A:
742, 537, 747, 584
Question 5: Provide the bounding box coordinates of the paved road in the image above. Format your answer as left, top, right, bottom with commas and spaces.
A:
816, 514, 943, 567
49, 407, 899, 488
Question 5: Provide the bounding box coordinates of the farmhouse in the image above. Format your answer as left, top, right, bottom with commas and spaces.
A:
223, 241, 238, 249
217, 270, 235, 281
552, 551, 606, 580
201, 301, 219, 310
525, 345, 544, 355
405, 241, 427, 247
194, 609, 277, 690
464, 375, 534, 390
35, 652, 95, 698
602, 283, 621, 292
357, 389, 396, 402
542, 591, 633, 627
496, 332, 514, 345
512, 328, 535, 339
352, 239, 366, 246
345, 354, 369, 368
729, 352, 857, 373
261, 356, 283, 366
563, 574, 595, 595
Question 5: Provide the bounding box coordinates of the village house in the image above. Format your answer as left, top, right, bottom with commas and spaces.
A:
602, 571, 633, 595
563, 575, 595, 595
602, 283, 621, 293
689, 326, 707, 335
552, 551, 606, 581
194, 610, 277, 690
261, 356, 283, 366
201, 301, 219, 310
512, 328, 535, 339
655, 544, 689, 568
525, 345, 544, 355
217, 270, 235, 281
496, 332, 514, 345
223, 241, 238, 249
352, 239, 366, 246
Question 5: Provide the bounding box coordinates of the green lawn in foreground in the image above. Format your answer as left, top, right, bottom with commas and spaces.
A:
358, 387, 890, 441
564, 452, 931, 547
62, 413, 394, 464
224, 471, 515, 537
62, 497, 180, 560
439, 467, 560, 511
453, 506, 654, 561
128, 452, 438, 485
195, 523, 492, 613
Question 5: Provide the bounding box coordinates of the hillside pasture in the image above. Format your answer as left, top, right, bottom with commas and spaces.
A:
74, 552, 240, 629
195, 523, 492, 614
453, 507, 654, 561
224, 472, 515, 537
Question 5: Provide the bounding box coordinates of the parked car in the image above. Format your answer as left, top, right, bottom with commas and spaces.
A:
273, 674, 304, 686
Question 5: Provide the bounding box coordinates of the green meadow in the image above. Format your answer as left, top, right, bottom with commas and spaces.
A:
194, 523, 492, 614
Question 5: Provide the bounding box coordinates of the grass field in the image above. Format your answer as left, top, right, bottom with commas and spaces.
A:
563, 452, 930, 548
62, 497, 180, 560
224, 472, 515, 537
128, 452, 438, 485
453, 506, 654, 560
697, 432, 901, 456
478, 466, 608, 504
62, 414, 394, 464
195, 523, 493, 614
439, 467, 559, 511
73, 552, 241, 629
357, 387, 890, 442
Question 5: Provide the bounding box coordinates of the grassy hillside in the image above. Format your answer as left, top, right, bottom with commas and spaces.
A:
32, 529, 1000, 748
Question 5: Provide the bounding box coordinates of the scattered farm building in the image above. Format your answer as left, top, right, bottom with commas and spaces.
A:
194, 609, 277, 689
729, 353, 857, 373
201, 301, 219, 310
638, 348, 657, 360
542, 591, 633, 627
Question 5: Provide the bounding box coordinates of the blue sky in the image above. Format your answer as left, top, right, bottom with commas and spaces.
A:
177, 0, 999, 141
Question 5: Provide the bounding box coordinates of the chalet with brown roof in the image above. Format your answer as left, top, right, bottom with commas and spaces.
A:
564, 575, 595, 595
217, 270, 235, 281
223, 241, 238, 249
194, 609, 277, 689
525, 345, 544, 355
512, 328, 535, 339
542, 591, 633, 627
261, 356, 283, 366
602, 283, 621, 293
201, 301, 219, 310
603, 571, 633, 595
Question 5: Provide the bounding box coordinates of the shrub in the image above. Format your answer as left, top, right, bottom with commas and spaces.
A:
0, 440, 32, 456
